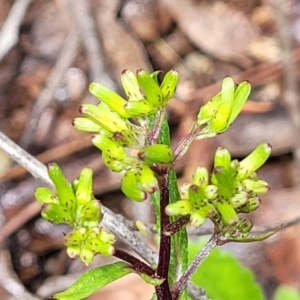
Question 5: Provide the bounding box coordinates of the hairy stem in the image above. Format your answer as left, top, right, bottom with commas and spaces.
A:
164, 216, 190, 235
172, 233, 220, 299
114, 248, 155, 276
156, 170, 172, 299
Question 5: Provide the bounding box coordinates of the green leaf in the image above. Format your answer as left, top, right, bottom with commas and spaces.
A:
53, 262, 132, 300
273, 285, 300, 300
159, 118, 188, 298
189, 239, 265, 300
169, 169, 188, 300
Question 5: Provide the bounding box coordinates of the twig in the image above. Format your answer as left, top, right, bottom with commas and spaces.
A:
0, 130, 51, 185
70, 0, 117, 89
0, 135, 92, 182
0, 129, 208, 299
271, 0, 300, 185
0, 0, 32, 62
173, 233, 219, 299
19, 28, 80, 149
187, 282, 210, 300
101, 206, 158, 266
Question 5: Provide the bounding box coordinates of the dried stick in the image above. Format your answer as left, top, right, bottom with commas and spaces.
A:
0, 0, 32, 62
19, 28, 80, 149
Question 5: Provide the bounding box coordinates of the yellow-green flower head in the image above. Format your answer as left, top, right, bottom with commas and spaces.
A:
65, 226, 116, 265
198, 77, 251, 134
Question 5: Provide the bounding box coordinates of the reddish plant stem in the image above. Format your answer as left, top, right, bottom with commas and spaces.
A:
114, 248, 155, 276
164, 216, 190, 235
156, 170, 172, 299
172, 233, 220, 299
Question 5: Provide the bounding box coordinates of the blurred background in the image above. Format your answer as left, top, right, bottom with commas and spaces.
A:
0, 0, 300, 299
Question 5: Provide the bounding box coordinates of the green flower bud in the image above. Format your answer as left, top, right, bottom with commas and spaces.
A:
89, 82, 131, 118
209, 77, 234, 133
121, 69, 144, 101
211, 166, 235, 199
98, 229, 116, 244
92, 240, 115, 256
202, 202, 218, 217
191, 202, 218, 226
75, 168, 93, 205
47, 163, 76, 212
204, 185, 218, 200
70, 227, 88, 240
35, 187, 58, 204
231, 159, 239, 170
215, 198, 239, 225
41, 203, 73, 224
138, 144, 173, 164
238, 197, 261, 213
92, 134, 127, 160
114, 131, 138, 148
242, 179, 270, 194
180, 183, 191, 198
188, 184, 205, 209
237, 143, 272, 180
197, 93, 221, 124
66, 246, 81, 259
231, 191, 249, 208
213, 147, 231, 169
228, 80, 251, 125
80, 248, 95, 266
165, 200, 192, 216
89, 226, 100, 237
76, 200, 102, 227
249, 172, 258, 180
138, 164, 159, 193
101, 151, 126, 172
160, 69, 179, 103
80, 104, 130, 133
124, 99, 155, 117
121, 169, 147, 202
236, 219, 253, 234
136, 69, 163, 107
192, 167, 209, 187
190, 211, 206, 227
72, 179, 79, 193
72, 117, 101, 132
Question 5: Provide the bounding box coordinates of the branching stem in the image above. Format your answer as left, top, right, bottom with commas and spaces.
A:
114, 248, 155, 276
172, 233, 220, 299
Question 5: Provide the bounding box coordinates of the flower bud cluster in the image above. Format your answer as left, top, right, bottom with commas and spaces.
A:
35, 163, 115, 265
197, 77, 251, 136
73, 70, 177, 201
165, 143, 272, 238
65, 226, 115, 265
